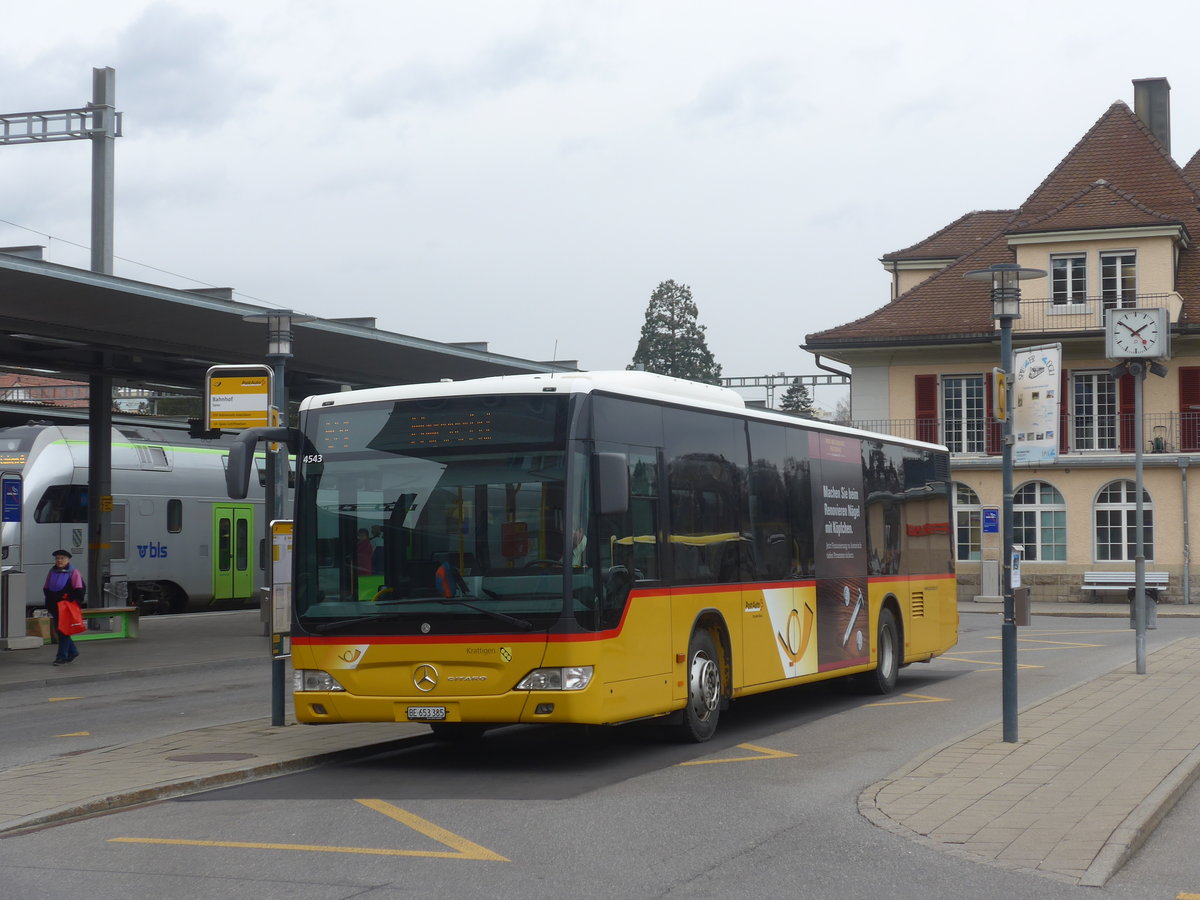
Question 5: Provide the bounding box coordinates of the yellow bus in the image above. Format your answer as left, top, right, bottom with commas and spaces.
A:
273, 371, 956, 742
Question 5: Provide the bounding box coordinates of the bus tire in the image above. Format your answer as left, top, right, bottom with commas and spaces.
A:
860, 607, 899, 694
679, 629, 722, 743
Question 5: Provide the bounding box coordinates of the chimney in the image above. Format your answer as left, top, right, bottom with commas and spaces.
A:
1133, 77, 1171, 155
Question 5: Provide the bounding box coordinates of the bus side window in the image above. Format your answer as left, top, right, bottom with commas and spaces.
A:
167, 498, 183, 533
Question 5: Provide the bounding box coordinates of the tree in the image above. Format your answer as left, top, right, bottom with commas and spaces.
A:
628, 280, 722, 385
779, 377, 815, 417
833, 396, 852, 426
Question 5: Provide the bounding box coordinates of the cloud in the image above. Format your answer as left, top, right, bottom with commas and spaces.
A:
681, 61, 800, 127
113, 2, 265, 133
343, 28, 587, 119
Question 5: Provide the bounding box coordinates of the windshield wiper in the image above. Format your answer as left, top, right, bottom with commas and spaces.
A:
304, 596, 534, 634
307, 612, 405, 634
437, 597, 534, 631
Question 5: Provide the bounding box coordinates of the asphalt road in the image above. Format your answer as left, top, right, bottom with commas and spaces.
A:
2, 615, 1199, 899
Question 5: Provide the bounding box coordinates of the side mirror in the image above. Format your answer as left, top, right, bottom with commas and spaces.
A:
595, 452, 629, 516
226, 427, 295, 500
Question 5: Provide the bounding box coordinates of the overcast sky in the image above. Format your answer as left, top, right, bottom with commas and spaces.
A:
4, 1, 1200, 408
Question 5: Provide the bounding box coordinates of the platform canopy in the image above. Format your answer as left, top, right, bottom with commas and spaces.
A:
0, 249, 571, 409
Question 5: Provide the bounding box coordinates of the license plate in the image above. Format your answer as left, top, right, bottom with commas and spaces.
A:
407, 706, 447, 721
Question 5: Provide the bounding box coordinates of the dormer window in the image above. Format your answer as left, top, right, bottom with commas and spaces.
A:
1101, 251, 1137, 310
1050, 254, 1086, 305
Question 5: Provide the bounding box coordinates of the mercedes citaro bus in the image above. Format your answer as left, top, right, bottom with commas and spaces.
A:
227, 371, 957, 742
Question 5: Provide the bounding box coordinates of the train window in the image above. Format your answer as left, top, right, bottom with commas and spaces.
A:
34, 485, 88, 524
167, 499, 183, 533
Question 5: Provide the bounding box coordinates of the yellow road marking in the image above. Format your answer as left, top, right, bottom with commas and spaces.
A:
48, 697, 83, 702
1175, 893, 1200, 899
866, 692, 951, 707
936, 654, 1042, 671
56, 732, 90, 737
678, 742, 797, 766
356, 799, 508, 860
111, 799, 508, 861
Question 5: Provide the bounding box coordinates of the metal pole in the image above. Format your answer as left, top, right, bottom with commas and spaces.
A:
1000, 312, 1018, 741
89, 67, 116, 275
270, 353, 287, 726
1133, 363, 1147, 674
1181, 458, 1191, 605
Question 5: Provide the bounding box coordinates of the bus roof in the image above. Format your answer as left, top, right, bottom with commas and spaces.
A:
301, 370, 947, 454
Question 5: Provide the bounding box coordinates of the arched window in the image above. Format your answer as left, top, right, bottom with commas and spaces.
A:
953, 483, 981, 561
1013, 481, 1066, 561
1094, 480, 1153, 562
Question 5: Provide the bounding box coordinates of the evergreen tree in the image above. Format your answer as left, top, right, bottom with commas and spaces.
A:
628, 280, 722, 385
780, 377, 815, 417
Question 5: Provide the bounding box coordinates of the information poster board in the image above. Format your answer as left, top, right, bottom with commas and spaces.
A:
270, 519, 293, 650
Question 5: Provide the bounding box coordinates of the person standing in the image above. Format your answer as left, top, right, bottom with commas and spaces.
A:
45, 549, 85, 666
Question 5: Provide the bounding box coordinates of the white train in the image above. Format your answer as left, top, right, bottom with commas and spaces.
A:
0, 422, 284, 614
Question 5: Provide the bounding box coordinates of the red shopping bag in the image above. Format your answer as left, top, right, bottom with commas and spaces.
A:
57, 599, 86, 635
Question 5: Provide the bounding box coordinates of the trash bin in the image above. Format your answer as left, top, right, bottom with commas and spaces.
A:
1013, 587, 1031, 626
1127, 587, 1159, 630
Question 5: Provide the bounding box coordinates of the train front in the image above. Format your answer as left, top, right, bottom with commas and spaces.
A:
290, 385, 610, 729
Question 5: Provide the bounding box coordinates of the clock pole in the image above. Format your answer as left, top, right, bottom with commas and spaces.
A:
1106, 307, 1170, 675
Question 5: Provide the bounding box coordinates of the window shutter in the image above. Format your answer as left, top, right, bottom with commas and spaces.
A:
1180, 367, 1200, 452
985, 375, 1000, 455
1119, 373, 1135, 453
915, 375, 938, 444
1059, 369, 1070, 453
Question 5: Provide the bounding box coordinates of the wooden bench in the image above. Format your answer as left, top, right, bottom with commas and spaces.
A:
75, 606, 140, 641
1081, 571, 1168, 602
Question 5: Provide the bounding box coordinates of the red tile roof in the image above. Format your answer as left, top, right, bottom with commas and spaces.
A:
881, 210, 1015, 262
809, 101, 1200, 347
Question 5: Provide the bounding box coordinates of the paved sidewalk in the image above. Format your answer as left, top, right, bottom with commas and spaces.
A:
2, 601, 1200, 890
861, 628, 1200, 887
0, 609, 427, 835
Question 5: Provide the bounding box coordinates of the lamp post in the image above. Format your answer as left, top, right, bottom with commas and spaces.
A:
964, 263, 1046, 743
244, 310, 311, 726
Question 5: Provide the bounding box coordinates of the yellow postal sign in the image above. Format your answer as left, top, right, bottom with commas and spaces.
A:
205, 364, 273, 430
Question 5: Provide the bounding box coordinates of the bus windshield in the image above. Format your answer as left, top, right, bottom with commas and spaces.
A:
295, 394, 585, 636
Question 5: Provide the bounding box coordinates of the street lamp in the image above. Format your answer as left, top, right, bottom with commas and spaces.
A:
243, 310, 311, 726
964, 262, 1045, 743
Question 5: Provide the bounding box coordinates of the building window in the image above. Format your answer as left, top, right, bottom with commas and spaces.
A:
942, 375, 985, 454
1050, 254, 1087, 305
1013, 481, 1066, 561
1101, 251, 1136, 310
1094, 479, 1153, 562
953, 483, 981, 561
1072, 372, 1117, 450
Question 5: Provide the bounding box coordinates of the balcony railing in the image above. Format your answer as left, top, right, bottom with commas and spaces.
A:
850, 411, 1199, 455
1004, 293, 1182, 334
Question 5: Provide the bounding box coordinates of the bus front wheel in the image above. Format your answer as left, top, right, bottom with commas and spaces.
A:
679, 629, 722, 742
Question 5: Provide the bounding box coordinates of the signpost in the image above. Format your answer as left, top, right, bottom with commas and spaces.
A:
205, 365, 274, 432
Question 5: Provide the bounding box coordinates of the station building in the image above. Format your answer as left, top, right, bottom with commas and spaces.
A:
806, 77, 1200, 605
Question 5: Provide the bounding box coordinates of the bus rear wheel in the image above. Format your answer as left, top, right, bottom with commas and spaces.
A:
679, 629, 722, 742
859, 607, 899, 694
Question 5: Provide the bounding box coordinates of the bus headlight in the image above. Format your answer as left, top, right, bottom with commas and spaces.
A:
293, 670, 346, 692
515, 666, 593, 691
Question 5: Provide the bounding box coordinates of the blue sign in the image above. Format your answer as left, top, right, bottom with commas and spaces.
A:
982, 506, 999, 534
1, 476, 21, 523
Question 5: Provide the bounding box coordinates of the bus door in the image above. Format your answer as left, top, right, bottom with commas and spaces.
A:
213, 504, 254, 600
